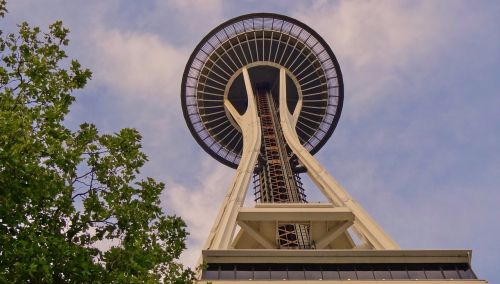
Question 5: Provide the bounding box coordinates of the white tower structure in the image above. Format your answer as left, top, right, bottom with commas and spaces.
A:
181, 13, 485, 283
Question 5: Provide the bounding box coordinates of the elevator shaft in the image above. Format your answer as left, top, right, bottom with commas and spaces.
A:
255, 91, 301, 202
254, 88, 311, 249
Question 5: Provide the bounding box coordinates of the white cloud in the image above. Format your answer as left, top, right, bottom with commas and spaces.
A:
90, 28, 188, 105
162, 158, 233, 268
149, 0, 225, 41
83, 16, 235, 270
167, 0, 223, 15
292, 1, 470, 119
65, 2, 497, 279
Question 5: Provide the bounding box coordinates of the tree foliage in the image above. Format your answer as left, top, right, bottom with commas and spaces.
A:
0, 2, 194, 282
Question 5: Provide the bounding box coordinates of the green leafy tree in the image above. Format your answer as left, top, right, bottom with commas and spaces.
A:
0, 1, 194, 282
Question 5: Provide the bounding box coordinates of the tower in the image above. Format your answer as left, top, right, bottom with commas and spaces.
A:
181, 13, 485, 283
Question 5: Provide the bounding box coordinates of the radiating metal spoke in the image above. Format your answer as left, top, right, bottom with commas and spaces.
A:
261, 29, 266, 61
206, 57, 233, 78
296, 125, 312, 139
288, 44, 308, 70
200, 110, 225, 118
198, 82, 225, 92
244, 33, 254, 62
210, 44, 238, 75
199, 73, 228, 87
206, 114, 229, 125
198, 105, 224, 110
300, 114, 323, 125
278, 35, 291, 65
302, 90, 328, 97
300, 110, 324, 118
302, 105, 328, 110
226, 130, 242, 150
298, 120, 320, 133
182, 14, 343, 167
300, 76, 325, 88
282, 38, 300, 67
222, 28, 244, 68
253, 31, 259, 61
235, 36, 249, 65
291, 51, 314, 75
273, 32, 284, 64
211, 121, 233, 138
302, 82, 327, 92
268, 31, 274, 62
198, 90, 224, 97
198, 98, 220, 103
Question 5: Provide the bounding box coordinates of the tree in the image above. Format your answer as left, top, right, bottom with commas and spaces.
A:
0, 1, 194, 282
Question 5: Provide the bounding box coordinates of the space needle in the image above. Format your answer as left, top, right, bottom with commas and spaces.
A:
181, 13, 484, 282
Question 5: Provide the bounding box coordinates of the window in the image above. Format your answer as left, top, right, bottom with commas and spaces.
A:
202, 270, 218, 280
356, 270, 375, 279
408, 269, 426, 280
390, 270, 409, 279
270, 270, 287, 280
219, 270, 235, 280
339, 270, 357, 280
304, 270, 322, 280
374, 270, 391, 280
443, 269, 460, 279
201, 262, 477, 280
236, 270, 253, 280
253, 270, 270, 280
425, 269, 444, 279
287, 270, 305, 280
322, 270, 340, 280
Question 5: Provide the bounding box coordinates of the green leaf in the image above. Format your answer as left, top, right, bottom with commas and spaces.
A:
0, 7, 194, 283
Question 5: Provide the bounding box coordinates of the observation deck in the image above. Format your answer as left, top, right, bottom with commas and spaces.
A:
181, 13, 344, 168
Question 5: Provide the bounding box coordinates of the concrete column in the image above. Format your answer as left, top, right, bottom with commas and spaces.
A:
278, 67, 399, 250
203, 67, 262, 250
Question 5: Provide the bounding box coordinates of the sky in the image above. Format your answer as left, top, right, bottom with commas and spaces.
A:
3, 0, 499, 281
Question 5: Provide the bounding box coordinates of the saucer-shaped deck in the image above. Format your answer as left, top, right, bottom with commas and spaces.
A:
181, 13, 344, 169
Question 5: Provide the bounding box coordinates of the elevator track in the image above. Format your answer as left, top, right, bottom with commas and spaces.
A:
254, 90, 311, 249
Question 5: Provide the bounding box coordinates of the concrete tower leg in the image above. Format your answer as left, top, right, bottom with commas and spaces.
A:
202, 67, 262, 251
277, 67, 399, 250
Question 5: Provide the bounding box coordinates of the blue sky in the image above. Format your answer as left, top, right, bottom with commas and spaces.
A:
3, 0, 499, 281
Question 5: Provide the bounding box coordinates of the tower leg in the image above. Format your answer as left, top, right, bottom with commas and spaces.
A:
278, 67, 399, 250
202, 67, 262, 250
